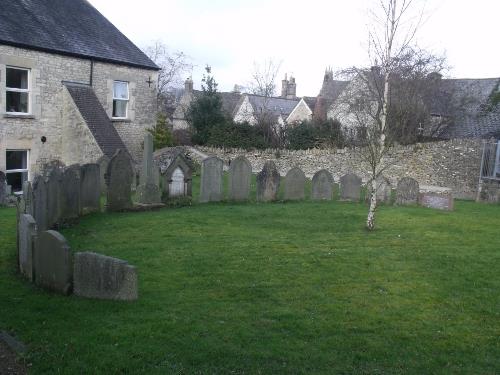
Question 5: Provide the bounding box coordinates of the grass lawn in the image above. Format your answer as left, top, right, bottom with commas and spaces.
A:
1, 193, 500, 374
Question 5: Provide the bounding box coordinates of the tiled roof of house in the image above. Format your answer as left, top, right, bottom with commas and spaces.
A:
247, 95, 301, 117
64, 83, 129, 159
0, 0, 159, 70
303, 96, 317, 112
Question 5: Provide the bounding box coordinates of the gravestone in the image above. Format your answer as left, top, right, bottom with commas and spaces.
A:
396, 177, 419, 205
311, 169, 333, 200
19, 214, 37, 281
32, 175, 49, 231
106, 149, 133, 211
97, 155, 110, 194
228, 156, 252, 201
199, 156, 223, 203
0, 171, 6, 205
419, 192, 454, 211
34, 230, 73, 295
340, 173, 362, 201
284, 167, 306, 200
80, 163, 101, 213
23, 181, 34, 216
366, 176, 392, 204
46, 167, 62, 228
256, 161, 280, 202
161, 152, 193, 199
60, 165, 81, 220
74, 252, 138, 301
137, 133, 161, 204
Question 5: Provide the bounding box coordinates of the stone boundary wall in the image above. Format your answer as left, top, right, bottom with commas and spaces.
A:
199, 139, 482, 199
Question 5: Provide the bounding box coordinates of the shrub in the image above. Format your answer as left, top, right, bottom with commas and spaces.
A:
147, 113, 174, 150
207, 121, 269, 149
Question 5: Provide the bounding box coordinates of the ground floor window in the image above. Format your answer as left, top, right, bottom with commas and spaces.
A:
6, 150, 29, 193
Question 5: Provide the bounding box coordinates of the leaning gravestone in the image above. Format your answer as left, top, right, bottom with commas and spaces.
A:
396, 177, 419, 205
228, 156, 252, 201
60, 166, 81, 221
74, 252, 138, 301
366, 176, 392, 204
284, 167, 306, 200
256, 161, 280, 202
19, 214, 37, 281
340, 173, 362, 201
80, 164, 101, 213
311, 169, 333, 200
106, 149, 133, 211
0, 171, 6, 205
34, 230, 73, 295
46, 167, 62, 228
137, 133, 161, 204
32, 175, 49, 231
23, 181, 34, 216
199, 156, 223, 203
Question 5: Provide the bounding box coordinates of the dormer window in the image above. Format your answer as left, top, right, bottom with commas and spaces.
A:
112, 81, 128, 118
6, 67, 30, 114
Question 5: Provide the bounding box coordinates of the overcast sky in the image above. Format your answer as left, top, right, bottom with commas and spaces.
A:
88, 0, 499, 97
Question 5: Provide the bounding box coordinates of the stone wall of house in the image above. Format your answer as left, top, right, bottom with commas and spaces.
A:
200, 138, 483, 199
0, 45, 157, 178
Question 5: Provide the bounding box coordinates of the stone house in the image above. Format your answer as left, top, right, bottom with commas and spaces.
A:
0, 0, 159, 192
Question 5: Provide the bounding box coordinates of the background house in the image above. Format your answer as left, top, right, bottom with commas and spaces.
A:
0, 0, 159, 192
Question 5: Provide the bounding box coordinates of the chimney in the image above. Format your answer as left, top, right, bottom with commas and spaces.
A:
286, 76, 296, 99
281, 73, 288, 98
184, 77, 193, 93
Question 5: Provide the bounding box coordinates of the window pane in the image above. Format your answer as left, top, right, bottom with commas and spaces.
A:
113, 99, 127, 117
6, 171, 28, 193
113, 81, 128, 99
6, 150, 28, 170
6, 68, 28, 89
6, 91, 29, 113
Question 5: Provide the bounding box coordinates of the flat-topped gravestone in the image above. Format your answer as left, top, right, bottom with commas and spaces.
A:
396, 177, 419, 205
137, 133, 161, 204
340, 173, 362, 201
80, 164, 101, 213
200, 156, 223, 203
419, 192, 454, 211
284, 167, 306, 200
46, 168, 62, 228
367, 176, 392, 204
32, 175, 49, 231
256, 161, 280, 202
0, 171, 6, 205
34, 230, 73, 295
19, 214, 37, 281
74, 252, 138, 301
106, 149, 133, 211
228, 156, 252, 201
311, 169, 333, 200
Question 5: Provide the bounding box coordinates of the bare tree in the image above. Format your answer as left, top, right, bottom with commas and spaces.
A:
248, 58, 282, 97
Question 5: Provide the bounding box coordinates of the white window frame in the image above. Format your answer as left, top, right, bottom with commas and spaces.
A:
5, 66, 30, 115
5, 149, 30, 193
112, 80, 129, 119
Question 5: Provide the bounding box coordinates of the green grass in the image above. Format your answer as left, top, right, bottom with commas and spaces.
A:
1, 196, 500, 374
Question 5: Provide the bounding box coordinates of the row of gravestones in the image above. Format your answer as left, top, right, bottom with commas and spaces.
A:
17, 213, 138, 300
199, 156, 427, 205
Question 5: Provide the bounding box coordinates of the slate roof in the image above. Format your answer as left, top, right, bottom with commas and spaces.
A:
0, 0, 159, 70
247, 94, 301, 118
303, 96, 317, 112
64, 82, 128, 158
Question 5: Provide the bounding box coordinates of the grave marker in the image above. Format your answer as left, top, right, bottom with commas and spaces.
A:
228, 156, 252, 201
256, 161, 280, 202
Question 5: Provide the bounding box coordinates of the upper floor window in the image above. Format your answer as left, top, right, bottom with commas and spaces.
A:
112, 81, 128, 118
6, 67, 30, 114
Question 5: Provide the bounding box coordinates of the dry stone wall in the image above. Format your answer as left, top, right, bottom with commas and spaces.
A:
200, 139, 482, 199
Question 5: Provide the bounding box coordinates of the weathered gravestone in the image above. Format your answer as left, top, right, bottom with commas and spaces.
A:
256, 161, 280, 202
32, 175, 49, 231
19, 214, 37, 281
16, 196, 26, 261
23, 181, 34, 216
396, 177, 419, 205
284, 167, 306, 200
60, 166, 81, 221
34, 230, 73, 295
97, 155, 110, 194
80, 163, 101, 213
340, 173, 362, 201
419, 192, 454, 211
366, 176, 392, 204
74, 252, 138, 301
46, 167, 62, 228
106, 149, 133, 211
0, 171, 6, 205
199, 156, 223, 203
311, 169, 333, 200
228, 156, 252, 201
137, 133, 161, 204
